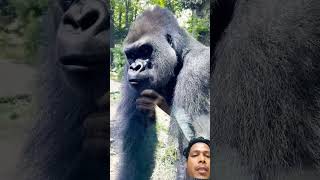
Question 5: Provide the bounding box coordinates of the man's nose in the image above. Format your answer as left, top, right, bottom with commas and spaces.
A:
199, 155, 206, 163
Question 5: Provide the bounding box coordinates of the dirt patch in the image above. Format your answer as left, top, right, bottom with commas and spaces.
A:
0, 60, 35, 97
0, 60, 35, 180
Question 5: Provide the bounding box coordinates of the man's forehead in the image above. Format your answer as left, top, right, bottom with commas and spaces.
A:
190, 142, 210, 152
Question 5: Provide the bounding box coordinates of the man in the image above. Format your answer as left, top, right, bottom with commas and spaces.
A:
183, 137, 211, 180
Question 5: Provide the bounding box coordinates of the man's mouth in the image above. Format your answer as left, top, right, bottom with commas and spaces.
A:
195, 166, 209, 174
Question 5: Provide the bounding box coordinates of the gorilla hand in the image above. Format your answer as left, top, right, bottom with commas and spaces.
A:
82, 112, 108, 158
136, 89, 171, 118
82, 94, 108, 159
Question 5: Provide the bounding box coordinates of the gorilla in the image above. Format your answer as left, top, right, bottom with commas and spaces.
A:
211, 0, 320, 180
116, 7, 210, 180
19, 0, 109, 180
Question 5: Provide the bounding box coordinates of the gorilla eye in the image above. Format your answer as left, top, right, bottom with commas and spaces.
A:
62, 0, 74, 11
125, 44, 153, 62
138, 44, 153, 59
125, 51, 135, 61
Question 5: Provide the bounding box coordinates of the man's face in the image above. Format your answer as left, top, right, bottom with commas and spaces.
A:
186, 142, 210, 179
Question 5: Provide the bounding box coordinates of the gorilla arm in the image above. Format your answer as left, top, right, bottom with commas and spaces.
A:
170, 42, 210, 180
172, 44, 210, 141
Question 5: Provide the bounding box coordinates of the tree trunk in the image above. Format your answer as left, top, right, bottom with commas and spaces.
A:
118, 10, 122, 29
125, 0, 130, 30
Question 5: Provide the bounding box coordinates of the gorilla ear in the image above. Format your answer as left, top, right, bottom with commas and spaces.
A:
166, 34, 174, 49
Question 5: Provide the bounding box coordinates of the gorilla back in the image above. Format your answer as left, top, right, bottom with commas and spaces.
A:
117, 7, 210, 180
211, 0, 320, 179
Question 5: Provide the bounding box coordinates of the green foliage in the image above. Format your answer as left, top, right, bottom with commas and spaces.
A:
0, 94, 32, 104
111, 44, 126, 80
0, 96, 33, 131
8, 0, 47, 20
187, 15, 209, 40
24, 14, 41, 62
0, 0, 48, 63
149, 0, 166, 7
150, 0, 183, 13
111, 0, 143, 41
161, 145, 178, 164
110, 91, 121, 102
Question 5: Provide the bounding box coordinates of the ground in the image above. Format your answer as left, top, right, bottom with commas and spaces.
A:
110, 79, 121, 180
0, 59, 35, 180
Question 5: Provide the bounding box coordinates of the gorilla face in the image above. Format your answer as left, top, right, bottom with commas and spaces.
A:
56, 0, 109, 97
124, 33, 178, 92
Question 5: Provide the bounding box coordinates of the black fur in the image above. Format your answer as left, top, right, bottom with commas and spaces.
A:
211, 0, 320, 179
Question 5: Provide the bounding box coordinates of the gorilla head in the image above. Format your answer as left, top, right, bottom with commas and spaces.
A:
123, 8, 184, 93
56, 0, 109, 98
20, 1, 109, 180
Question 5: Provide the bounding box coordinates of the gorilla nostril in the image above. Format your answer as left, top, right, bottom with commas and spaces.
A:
63, 16, 79, 29
134, 64, 142, 71
130, 64, 142, 71
80, 11, 99, 30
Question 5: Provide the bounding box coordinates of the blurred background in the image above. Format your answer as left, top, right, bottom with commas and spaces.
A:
0, 0, 47, 179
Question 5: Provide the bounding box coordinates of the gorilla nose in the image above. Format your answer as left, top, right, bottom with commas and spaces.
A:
79, 10, 99, 31
62, 3, 107, 33
128, 61, 148, 86
129, 61, 146, 72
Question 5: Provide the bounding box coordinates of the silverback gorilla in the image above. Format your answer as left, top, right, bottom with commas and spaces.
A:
117, 7, 210, 180
211, 0, 320, 180
19, 0, 109, 180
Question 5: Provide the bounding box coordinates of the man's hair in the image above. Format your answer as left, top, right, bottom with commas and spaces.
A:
183, 137, 210, 159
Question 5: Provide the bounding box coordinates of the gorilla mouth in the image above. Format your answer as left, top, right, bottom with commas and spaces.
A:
129, 79, 140, 85
128, 78, 149, 87
59, 54, 106, 72
128, 78, 153, 92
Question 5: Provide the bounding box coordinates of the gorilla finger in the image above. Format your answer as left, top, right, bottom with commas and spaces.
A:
137, 103, 154, 109
136, 104, 155, 111
140, 89, 162, 99
136, 103, 154, 109
136, 97, 155, 104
